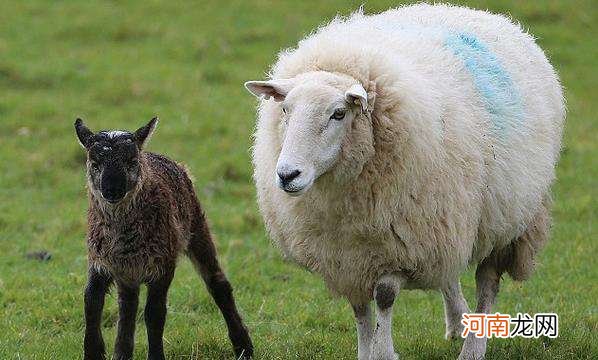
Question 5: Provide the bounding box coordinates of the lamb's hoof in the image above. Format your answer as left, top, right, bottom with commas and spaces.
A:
230, 325, 253, 359
232, 340, 253, 359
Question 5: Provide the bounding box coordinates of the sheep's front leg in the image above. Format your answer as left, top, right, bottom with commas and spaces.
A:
458, 260, 501, 360
371, 274, 402, 360
352, 302, 374, 360
145, 268, 174, 360
84, 268, 112, 360
441, 279, 470, 340
114, 283, 140, 360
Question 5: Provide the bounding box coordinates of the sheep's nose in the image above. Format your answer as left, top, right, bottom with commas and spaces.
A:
277, 169, 301, 186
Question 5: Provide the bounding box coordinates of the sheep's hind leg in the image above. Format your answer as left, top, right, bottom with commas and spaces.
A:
458, 260, 501, 360
352, 302, 374, 360
441, 279, 470, 340
371, 274, 402, 360
114, 282, 140, 360
145, 267, 175, 360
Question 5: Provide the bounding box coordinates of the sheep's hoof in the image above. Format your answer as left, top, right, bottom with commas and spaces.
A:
457, 339, 486, 360
457, 351, 485, 360
445, 324, 465, 340
371, 352, 398, 360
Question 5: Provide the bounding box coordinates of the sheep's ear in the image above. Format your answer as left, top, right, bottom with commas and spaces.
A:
244, 79, 294, 102
345, 83, 368, 112
134, 117, 158, 149
74, 118, 95, 149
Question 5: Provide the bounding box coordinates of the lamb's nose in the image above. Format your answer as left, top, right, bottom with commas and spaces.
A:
277, 169, 301, 186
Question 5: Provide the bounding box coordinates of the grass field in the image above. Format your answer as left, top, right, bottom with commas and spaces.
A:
0, 0, 596, 359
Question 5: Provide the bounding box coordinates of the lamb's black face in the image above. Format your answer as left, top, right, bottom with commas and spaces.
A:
75, 117, 158, 204
87, 131, 140, 203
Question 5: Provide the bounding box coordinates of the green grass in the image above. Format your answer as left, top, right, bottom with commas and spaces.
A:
0, 0, 595, 359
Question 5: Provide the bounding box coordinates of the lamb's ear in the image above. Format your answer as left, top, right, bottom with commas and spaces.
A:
134, 117, 158, 149
345, 83, 368, 112
244, 79, 294, 102
74, 118, 95, 149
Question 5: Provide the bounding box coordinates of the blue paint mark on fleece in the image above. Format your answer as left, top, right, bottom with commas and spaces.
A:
445, 33, 522, 134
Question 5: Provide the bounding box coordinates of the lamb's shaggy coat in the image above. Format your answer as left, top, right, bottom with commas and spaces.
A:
77, 120, 253, 360
87, 151, 200, 284
252, 3, 564, 307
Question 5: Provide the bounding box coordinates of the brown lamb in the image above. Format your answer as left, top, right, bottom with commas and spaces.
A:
75, 117, 253, 360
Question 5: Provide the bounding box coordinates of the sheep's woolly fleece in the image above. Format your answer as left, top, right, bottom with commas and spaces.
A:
251, 3, 565, 303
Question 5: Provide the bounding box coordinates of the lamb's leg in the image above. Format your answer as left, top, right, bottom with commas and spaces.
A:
441, 279, 470, 340
114, 283, 140, 360
458, 260, 501, 360
84, 267, 112, 360
144, 267, 174, 360
352, 302, 374, 360
371, 274, 402, 360
187, 223, 253, 359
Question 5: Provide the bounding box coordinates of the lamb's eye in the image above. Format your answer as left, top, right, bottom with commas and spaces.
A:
90, 162, 100, 171
282, 107, 287, 114
330, 109, 346, 120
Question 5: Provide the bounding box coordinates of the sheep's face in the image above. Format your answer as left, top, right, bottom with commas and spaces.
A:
245, 74, 368, 196
75, 118, 158, 204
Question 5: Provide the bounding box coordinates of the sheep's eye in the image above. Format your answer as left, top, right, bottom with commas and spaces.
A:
330, 109, 346, 120
282, 107, 287, 114
90, 162, 100, 170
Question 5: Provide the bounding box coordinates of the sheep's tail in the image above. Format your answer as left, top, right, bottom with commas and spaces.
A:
491, 195, 552, 281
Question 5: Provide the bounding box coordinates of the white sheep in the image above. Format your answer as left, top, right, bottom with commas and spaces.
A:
244, 4, 564, 360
